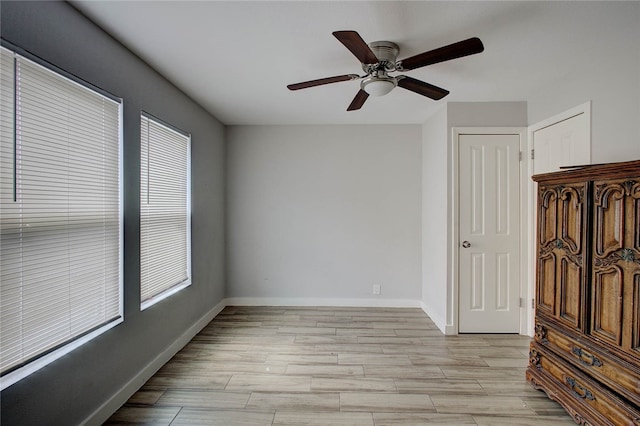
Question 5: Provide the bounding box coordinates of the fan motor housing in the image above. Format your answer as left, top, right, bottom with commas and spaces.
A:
366, 41, 399, 71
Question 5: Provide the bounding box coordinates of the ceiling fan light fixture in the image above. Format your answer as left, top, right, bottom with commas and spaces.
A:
288, 31, 484, 110
361, 76, 396, 96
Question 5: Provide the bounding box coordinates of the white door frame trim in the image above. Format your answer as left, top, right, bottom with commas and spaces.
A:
451, 127, 528, 335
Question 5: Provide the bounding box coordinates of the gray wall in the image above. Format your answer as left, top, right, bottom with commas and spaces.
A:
226, 125, 422, 304
420, 107, 448, 330
0, 2, 225, 425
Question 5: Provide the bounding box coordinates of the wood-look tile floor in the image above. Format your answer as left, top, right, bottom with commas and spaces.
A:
105, 306, 575, 425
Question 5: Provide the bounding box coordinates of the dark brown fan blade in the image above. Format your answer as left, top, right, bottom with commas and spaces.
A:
397, 76, 449, 100
347, 89, 369, 111
287, 74, 359, 91
333, 31, 379, 65
397, 37, 484, 71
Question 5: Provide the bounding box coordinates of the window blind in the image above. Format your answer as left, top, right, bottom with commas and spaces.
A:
0, 47, 122, 386
140, 114, 191, 309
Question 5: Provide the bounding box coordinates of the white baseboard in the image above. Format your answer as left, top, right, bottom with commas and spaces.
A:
224, 297, 422, 308
420, 301, 450, 335
83, 300, 226, 426
443, 324, 457, 335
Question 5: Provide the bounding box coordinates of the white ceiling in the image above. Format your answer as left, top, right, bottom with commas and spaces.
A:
70, 1, 633, 126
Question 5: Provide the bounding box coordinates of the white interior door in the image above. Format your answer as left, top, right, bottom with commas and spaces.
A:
459, 133, 521, 333
531, 107, 590, 174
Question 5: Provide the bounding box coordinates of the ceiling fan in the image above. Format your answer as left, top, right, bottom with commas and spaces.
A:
287, 31, 484, 111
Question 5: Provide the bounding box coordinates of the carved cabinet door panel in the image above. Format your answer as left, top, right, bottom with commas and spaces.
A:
537, 185, 558, 316
556, 183, 588, 330
628, 182, 640, 357
591, 179, 640, 357
536, 182, 587, 331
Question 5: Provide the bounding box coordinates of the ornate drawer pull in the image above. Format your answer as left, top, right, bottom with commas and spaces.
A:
566, 376, 595, 401
571, 346, 603, 367
529, 349, 542, 369
534, 324, 548, 344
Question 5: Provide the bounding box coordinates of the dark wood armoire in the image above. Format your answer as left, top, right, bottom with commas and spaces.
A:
527, 159, 640, 425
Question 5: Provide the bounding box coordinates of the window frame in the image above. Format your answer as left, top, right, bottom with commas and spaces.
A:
0, 42, 124, 390
139, 112, 192, 311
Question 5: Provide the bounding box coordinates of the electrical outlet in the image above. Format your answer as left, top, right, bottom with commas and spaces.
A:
373, 284, 381, 295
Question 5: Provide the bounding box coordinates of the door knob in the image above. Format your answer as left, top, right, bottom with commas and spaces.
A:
462, 241, 471, 248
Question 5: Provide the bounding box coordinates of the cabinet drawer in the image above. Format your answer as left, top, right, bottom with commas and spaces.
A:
535, 320, 640, 407
528, 343, 640, 426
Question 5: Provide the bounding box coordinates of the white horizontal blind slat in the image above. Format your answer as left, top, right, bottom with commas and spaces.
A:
140, 115, 190, 307
0, 49, 122, 376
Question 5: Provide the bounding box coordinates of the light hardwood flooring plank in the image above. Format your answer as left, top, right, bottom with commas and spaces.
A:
260, 320, 319, 327
430, 395, 537, 415
171, 409, 275, 425
310, 377, 397, 392
246, 392, 340, 411
313, 343, 384, 354
476, 378, 552, 396
477, 335, 532, 346
338, 353, 412, 365
316, 321, 375, 329
351, 310, 428, 318
363, 364, 445, 379
482, 356, 530, 368
394, 378, 485, 395
273, 411, 374, 426
372, 320, 439, 330
440, 365, 528, 380
104, 406, 180, 425
448, 346, 525, 357
285, 363, 364, 377
340, 392, 436, 412
198, 343, 324, 354
178, 350, 269, 363
224, 374, 311, 392
373, 412, 477, 425
125, 389, 165, 405
195, 335, 296, 345
145, 374, 231, 390
156, 389, 251, 409
335, 328, 398, 337
380, 343, 452, 355
157, 360, 288, 375
277, 326, 336, 335
293, 335, 358, 344
426, 337, 492, 347
473, 415, 577, 425
356, 336, 425, 344
522, 396, 579, 416
206, 326, 279, 336
409, 354, 488, 367
265, 354, 338, 364
395, 328, 450, 337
